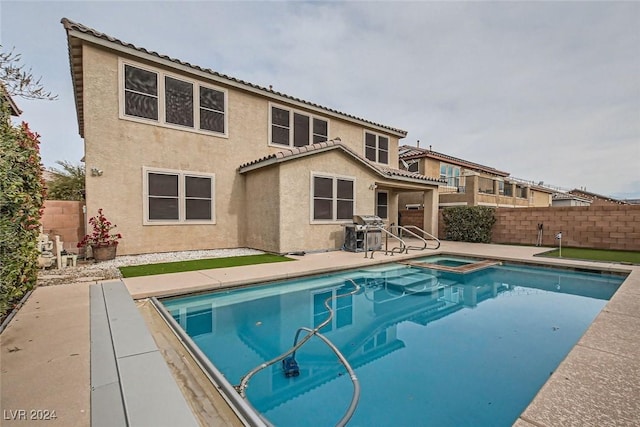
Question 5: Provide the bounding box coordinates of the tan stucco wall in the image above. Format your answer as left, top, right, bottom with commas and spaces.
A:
244, 166, 280, 253
81, 44, 409, 255
277, 150, 378, 253
422, 157, 440, 178
530, 190, 552, 207
83, 45, 254, 254
240, 149, 429, 254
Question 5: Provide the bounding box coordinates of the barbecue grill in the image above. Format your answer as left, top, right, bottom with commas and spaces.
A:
344, 215, 384, 252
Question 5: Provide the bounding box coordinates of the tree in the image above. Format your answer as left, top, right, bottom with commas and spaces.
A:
46, 161, 85, 201
0, 102, 45, 318
1, 46, 57, 100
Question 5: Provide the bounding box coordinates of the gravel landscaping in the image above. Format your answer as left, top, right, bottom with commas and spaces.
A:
37, 248, 264, 286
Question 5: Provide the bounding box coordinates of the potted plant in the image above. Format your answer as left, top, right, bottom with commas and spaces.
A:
78, 208, 122, 262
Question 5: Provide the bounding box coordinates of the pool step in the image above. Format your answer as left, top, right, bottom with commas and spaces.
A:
385, 270, 444, 295
401, 259, 501, 274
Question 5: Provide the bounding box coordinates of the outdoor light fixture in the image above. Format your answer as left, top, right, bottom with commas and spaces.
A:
91, 167, 103, 177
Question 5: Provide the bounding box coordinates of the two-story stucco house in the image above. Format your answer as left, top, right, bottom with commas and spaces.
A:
398, 144, 553, 209
62, 19, 443, 256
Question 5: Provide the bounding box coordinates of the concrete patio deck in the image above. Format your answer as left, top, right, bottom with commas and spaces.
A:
1, 241, 638, 426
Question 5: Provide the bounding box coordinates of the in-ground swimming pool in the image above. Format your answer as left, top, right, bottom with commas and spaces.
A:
161, 260, 625, 426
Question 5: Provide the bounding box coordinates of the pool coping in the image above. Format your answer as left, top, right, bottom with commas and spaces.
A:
89, 281, 199, 427
122, 241, 639, 426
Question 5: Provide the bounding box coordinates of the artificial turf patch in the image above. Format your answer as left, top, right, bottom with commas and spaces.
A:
119, 253, 294, 278
538, 247, 640, 264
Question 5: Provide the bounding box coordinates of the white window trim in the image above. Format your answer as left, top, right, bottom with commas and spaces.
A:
407, 159, 419, 173
142, 166, 216, 225
309, 171, 356, 224
376, 190, 389, 219
363, 130, 390, 165
439, 162, 462, 189
269, 102, 330, 149
119, 59, 229, 138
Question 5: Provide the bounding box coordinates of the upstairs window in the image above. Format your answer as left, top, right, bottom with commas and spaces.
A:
270, 104, 329, 147
440, 163, 461, 187
121, 61, 227, 136
199, 86, 225, 133
165, 76, 194, 127
145, 168, 215, 224
364, 132, 389, 164
312, 174, 354, 221
124, 64, 158, 120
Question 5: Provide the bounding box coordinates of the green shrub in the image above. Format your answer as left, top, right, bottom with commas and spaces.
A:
0, 104, 45, 318
442, 206, 496, 243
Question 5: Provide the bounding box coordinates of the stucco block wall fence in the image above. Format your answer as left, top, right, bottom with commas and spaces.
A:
41, 200, 85, 256
400, 205, 640, 251
491, 205, 640, 250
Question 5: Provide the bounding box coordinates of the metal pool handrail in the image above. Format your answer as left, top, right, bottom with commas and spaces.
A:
235, 280, 362, 427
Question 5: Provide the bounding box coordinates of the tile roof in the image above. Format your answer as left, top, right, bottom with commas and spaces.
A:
398, 144, 510, 177
568, 189, 628, 204
552, 192, 592, 203
238, 139, 444, 185
61, 18, 407, 138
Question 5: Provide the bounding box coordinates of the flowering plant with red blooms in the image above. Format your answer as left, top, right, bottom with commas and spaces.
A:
78, 209, 122, 248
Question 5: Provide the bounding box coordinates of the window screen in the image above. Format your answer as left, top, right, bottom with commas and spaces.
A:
313, 176, 333, 220
294, 113, 310, 147
148, 173, 179, 220
165, 77, 194, 127
272, 107, 290, 146
376, 191, 388, 219
199, 86, 225, 133
336, 179, 354, 220
313, 118, 328, 143
124, 65, 158, 120
185, 176, 212, 220
365, 133, 377, 161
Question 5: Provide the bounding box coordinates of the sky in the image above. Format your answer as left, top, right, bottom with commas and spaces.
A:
1, 1, 639, 199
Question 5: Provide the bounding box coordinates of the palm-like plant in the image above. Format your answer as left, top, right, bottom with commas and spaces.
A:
46, 160, 85, 200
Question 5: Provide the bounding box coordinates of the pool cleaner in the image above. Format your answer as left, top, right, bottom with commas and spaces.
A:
235, 279, 361, 427
282, 356, 300, 377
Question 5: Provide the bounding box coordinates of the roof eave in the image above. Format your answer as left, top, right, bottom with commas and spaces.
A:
402, 151, 510, 177
240, 143, 443, 187
384, 175, 444, 186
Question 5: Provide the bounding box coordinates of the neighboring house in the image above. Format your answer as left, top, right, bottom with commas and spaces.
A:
1, 83, 22, 117
568, 189, 628, 206
551, 192, 592, 207
398, 145, 553, 208
62, 18, 443, 255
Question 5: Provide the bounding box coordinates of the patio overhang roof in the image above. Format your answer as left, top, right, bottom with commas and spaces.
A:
238, 139, 445, 187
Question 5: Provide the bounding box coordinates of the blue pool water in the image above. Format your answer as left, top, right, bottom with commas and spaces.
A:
162, 261, 624, 426
418, 256, 476, 267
